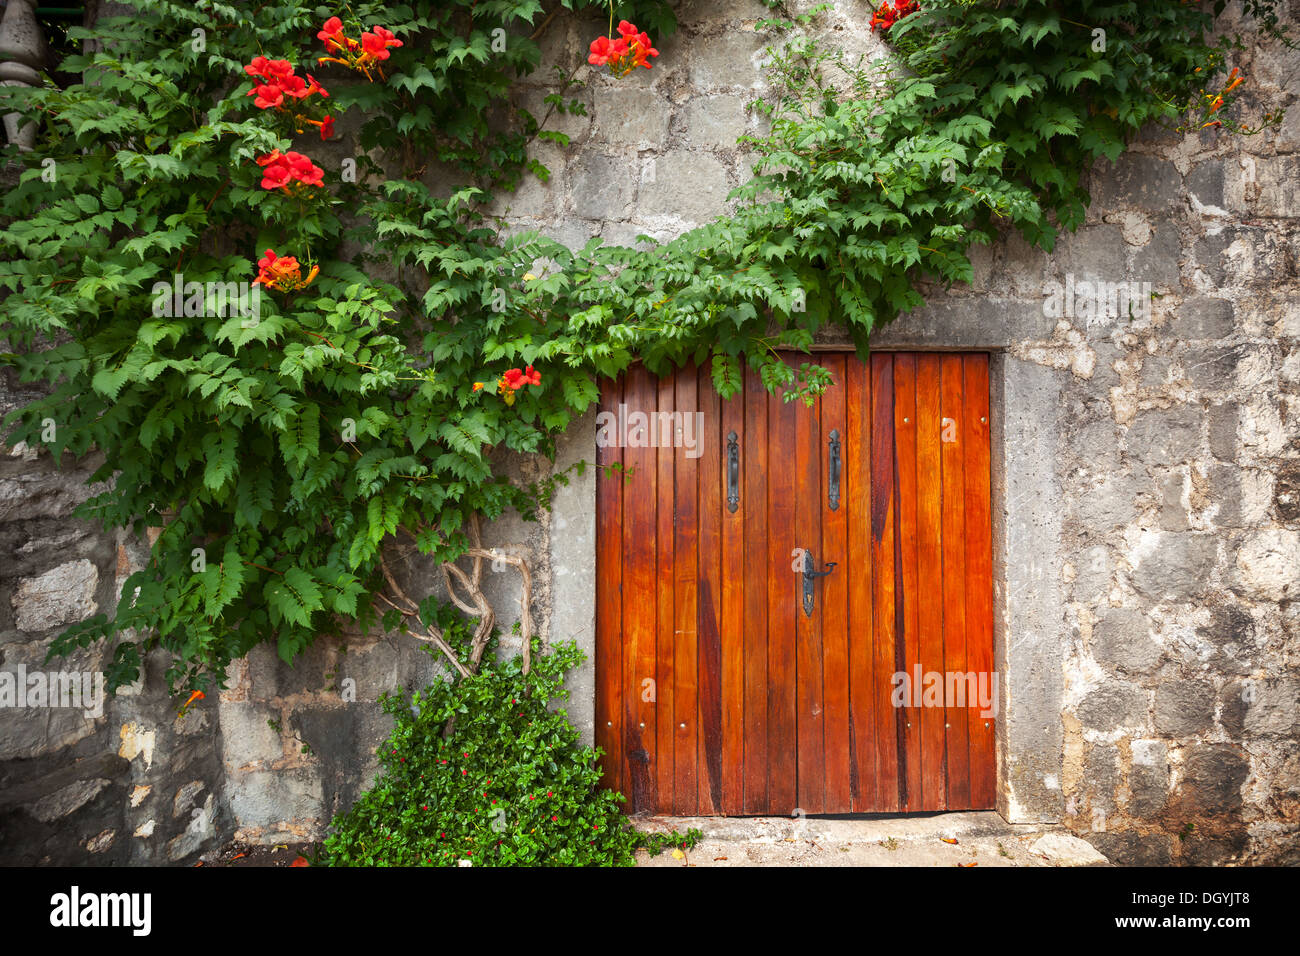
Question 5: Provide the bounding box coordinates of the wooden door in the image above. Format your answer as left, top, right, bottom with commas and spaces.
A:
595, 352, 995, 815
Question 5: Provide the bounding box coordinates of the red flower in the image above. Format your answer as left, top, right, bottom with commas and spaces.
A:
551, 815, 558, 822
245, 56, 295, 81
253, 249, 319, 292
589, 21, 658, 74
318, 115, 335, 140
588, 35, 629, 67
256, 150, 324, 191
361, 27, 402, 61
522, 365, 541, 386
317, 16, 353, 52
870, 0, 919, 32
249, 82, 285, 110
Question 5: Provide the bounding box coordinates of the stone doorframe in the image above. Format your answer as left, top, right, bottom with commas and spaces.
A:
550, 318, 1070, 826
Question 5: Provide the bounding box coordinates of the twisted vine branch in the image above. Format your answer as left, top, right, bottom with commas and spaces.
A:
379, 514, 538, 678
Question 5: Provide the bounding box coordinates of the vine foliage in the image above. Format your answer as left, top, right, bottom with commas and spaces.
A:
0, 0, 1273, 696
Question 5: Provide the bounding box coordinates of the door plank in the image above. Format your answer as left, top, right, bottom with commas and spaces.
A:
622, 365, 657, 813
939, 355, 971, 809
871, 353, 901, 811
766, 361, 799, 816
914, 355, 948, 811
795, 378, 825, 814
595, 375, 624, 797
697, 364, 724, 815
819, 354, 851, 813
673, 366, 700, 814
893, 354, 922, 811
742, 365, 770, 813
720, 379, 746, 814
963, 355, 997, 809
846, 356, 876, 811
655, 373, 677, 807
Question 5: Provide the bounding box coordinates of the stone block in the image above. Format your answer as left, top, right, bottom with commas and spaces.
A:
1129, 739, 1169, 819
1154, 679, 1215, 736
1207, 402, 1238, 460
1092, 153, 1183, 215
1092, 607, 1162, 674
687, 31, 768, 89
1185, 162, 1225, 208
1126, 405, 1202, 464
1157, 471, 1188, 531
680, 94, 747, 148
1128, 221, 1181, 290
1243, 679, 1300, 737
227, 769, 322, 831
1076, 679, 1148, 732
1233, 529, 1300, 601
219, 702, 282, 772
1178, 297, 1235, 339
1085, 832, 1173, 865
1174, 743, 1247, 814
1131, 533, 1217, 602
638, 150, 731, 223
1273, 459, 1300, 521
592, 87, 672, 146
569, 153, 634, 221
11, 560, 98, 632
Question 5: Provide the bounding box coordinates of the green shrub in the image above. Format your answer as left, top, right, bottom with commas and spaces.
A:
316, 621, 698, 867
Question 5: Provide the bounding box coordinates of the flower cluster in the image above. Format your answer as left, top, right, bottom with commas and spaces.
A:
473, 366, 541, 405
244, 56, 334, 140
317, 16, 403, 80
252, 249, 319, 292
869, 0, 920, 32
588, 20, 658, 75
256, 149, 325, 192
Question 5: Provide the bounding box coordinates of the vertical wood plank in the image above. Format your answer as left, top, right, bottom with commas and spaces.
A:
655, 373, 676, 810
595, 375, 623, 797
673, 365, 699, 814
893, 354, 922, 811
720, 379, 746, 814
622, 366, 657, 813
697, 364, 724, 815
819, 354, 851, 813
940, 354, 971, 809
963, 354, 997, 809
915, 355, 948, 811
766, 359, 799, 815
742, 365, 770, 813
846, 356, 876, 811
795, 379, 824, 814
870, 353, 900, 811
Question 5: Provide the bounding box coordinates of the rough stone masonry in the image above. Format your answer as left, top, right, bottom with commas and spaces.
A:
1, 0, 1296, 864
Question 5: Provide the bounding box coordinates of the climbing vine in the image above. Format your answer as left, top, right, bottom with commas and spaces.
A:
0, 0, 1282, 701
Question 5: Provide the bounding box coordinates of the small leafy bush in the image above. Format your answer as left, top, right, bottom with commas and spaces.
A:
316, 625, 698, 867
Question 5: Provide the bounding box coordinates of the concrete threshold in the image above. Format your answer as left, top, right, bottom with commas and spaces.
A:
633, 811, 1111, 867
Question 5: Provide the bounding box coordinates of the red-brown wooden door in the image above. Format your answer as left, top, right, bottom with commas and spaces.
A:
595, 352, 995, 815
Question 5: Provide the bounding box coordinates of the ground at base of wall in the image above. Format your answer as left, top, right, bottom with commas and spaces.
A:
200, 841, 314, 867
635, 812, 1111, 867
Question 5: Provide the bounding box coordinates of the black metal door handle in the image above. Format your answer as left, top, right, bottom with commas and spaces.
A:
801, 549, 837, 616
827, 429, 841, 511
726, 430, 739, 513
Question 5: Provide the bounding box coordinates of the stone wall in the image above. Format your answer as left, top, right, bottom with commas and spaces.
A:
2, 0, 1296, 864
